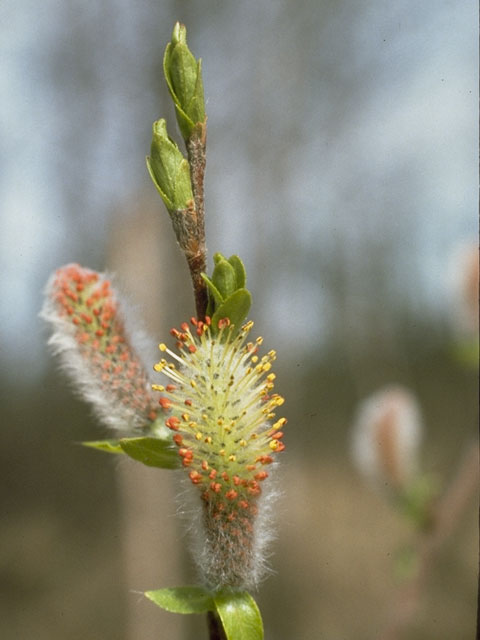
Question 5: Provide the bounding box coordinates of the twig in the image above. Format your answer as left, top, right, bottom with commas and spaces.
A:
379, 441, 478, 640
185, 124, 208, 320
207, 610, 227, 640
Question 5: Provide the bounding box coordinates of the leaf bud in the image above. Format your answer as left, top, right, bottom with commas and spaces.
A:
163, 22, 206, 140
146, 119, 194, 211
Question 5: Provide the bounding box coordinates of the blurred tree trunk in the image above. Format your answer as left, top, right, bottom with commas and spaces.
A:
107, 197, 186, 640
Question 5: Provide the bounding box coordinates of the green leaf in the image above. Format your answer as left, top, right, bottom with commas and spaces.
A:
145, 586, 214, 614
81, 439, 125, 455
214, 591, 264, 640
119, 436, 180, 470
163, 23, 205, 140
201, 273, 224, 307
228, 255, 247, 289
212, 288, 252, 332
212, 257, 237, 300
147, 119, 194, 211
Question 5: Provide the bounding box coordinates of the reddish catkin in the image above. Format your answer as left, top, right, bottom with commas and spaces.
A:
41, 263, 159, 432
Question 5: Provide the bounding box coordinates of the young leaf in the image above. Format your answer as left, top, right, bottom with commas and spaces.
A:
119, 436, 180, 469
211, 257, 237, 300
213, 591, 264, 640
81, 439, 125, 455
212, 288, 252, 331
145, 586, 214, 614
201, 273, 224, 307
228, 255, 247, 289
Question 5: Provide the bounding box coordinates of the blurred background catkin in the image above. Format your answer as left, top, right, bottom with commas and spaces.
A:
0, 2, 477, 639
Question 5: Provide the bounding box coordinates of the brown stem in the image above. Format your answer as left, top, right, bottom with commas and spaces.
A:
186, 123, 208, 320
379, 441, 479, 640
207, 611, 227, 640
187, 251, 208, 320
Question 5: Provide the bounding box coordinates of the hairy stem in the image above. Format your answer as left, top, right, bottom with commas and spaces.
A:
186, 123, 208, 319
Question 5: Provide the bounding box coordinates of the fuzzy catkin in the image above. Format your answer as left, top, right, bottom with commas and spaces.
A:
153, 317, 286, 590
41, 263, 159, 433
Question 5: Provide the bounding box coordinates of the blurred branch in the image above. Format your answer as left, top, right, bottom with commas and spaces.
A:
379, 441, 478, 640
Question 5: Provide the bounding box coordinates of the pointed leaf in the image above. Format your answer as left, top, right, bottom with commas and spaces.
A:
214, 591, 264, 640
119, 436, 180, 469
81, 439, 125, 455
145, 586, 214, 614
212, 288, 252, 331
228, 255, 247, 289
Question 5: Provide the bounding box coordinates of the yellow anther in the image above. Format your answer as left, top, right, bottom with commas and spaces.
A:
269, 440, 279, 450
158, 343, 167, 351
274, 417, 287, 429
188, 421, 197, 428
190, 380, 196, 388
153, 363, 165, 372
251, 355, 258, 363
217, 419, 224, 426
195, 432, 203, 440
219, 449, 225, 456
262, 362, 272, 372
250, 433, 258, 439
202, 414, 208, 420
268, 350, 276, 358
266, 373, 276, 382
205, 436, 213, 444
228, 454, 236, 462
182, 413, 190, 421
151, 384, 165, 391
255, 336, 263, 345
239, 439, 247, 447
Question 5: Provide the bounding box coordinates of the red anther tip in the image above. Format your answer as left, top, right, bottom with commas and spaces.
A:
158, 397, 172, 410
217, 317, 231, 329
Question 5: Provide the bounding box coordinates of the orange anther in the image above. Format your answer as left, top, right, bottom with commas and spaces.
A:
225, 489, 238, 500
189, 471, 202, 485
165, 416, 180, 431
217, 317, 231, 329
158, 397, 172, 410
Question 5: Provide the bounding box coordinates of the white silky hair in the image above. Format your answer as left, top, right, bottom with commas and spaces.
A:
176, 467, 280, 592
40, 267, 157, 434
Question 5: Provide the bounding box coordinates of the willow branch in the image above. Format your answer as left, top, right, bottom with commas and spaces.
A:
379, 441, 478, 640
